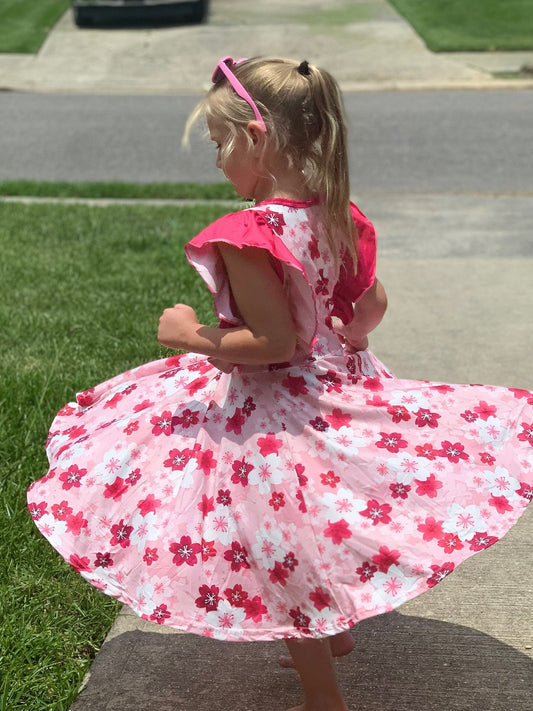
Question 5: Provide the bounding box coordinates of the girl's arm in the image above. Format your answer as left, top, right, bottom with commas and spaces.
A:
333, 277, 387, 352
157, 243, 296, 365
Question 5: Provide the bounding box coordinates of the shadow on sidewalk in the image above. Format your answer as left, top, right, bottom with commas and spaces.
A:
70, 610, 533, 711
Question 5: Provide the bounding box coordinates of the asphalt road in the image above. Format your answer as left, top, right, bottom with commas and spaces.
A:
1, 90, 532, 193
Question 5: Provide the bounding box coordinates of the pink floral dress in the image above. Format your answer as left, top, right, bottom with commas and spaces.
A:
28, 198, 533, 641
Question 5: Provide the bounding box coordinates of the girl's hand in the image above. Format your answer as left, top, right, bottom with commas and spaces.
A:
158, 304, 200, 350
332, 317, 369, 353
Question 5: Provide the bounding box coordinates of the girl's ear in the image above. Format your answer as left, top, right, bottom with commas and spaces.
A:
246, 121, 266, 146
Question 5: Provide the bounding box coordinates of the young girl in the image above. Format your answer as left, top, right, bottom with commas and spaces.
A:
28, 57, 533, 711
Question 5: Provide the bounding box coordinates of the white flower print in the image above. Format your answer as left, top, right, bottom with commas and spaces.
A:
370, 565, 418, 606
477, 416, 508, 445
165, 456, 197, 491
94, 447, 133, 485
388, 390, 430, 412
442, 503, 484, 541
251, 524, 284, 569
204, 504, 237, 545
483, 467, 520, 501
206, 599, 246, 640
321, 488, 366, 524
36, 514, 67, 549
130, 511, 160, 552
387, 453, 430, 485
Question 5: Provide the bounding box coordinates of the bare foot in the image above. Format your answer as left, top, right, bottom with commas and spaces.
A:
279, 631, 354, 668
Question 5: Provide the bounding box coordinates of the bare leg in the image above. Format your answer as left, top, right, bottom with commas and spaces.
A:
285, 637, 348, 711
279, 630, 354, 669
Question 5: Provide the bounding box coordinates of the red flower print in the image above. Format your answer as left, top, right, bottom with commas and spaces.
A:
126, 468, 141, 486
309, 587, 332, 611
198, 495, 215, 518
417, 516, 444, 541
430, 384, 454, 394
414, 408, 441, 429
283, 551, 298, 571
517, 422, 533, 447
66, 511, 88, 536
460, 410, 479, 423
63, 425, 87, 440
257, 433, 283, 457
315, 268, 329, 295
289, 606, 311, 634
371, 545, 400, 573
415, 443, 438, 460
173, 408, 200, 429
243, 595, 268, 622
150, 604, 171, 624
375, 432, 407, 453
366, 395, 388, 407
163, 447, 193, 471
169, 536, 202, 566
438, 441, 469, 463
143, 547, 158, 565
51, 500, 72, 520
94, 552, 113, 568
509, 387, 532, 399
389, 482, 411, 499
474, 401, 497, 421
517, 482, 533, 501
308, 235, 320, 260
489, 495, 513, 513
224, 541, 250, 572
296, 489, 307, 513
427, 562, 455, 588
360, 500, 392, 526
69, 554, 91, 573
242, 396, 256, 417
317, 370, 342, 393
58, 403, 77, 416
269, 491, 285, 511
185, 375, 209, 396
137, 494, 161, 516
110, 519, 133, 548
363, 377, 383, 392
479, 452, 496, 465
356, 561, 377, 583
320, 470, 340, 488
414, 473, 443, 499
269, 561, 290, 586
437, 533, 464, 554
123, 420, 139, 435
309, 416, 330, 432
325, 408, 351, 430
225, 584, 248, 607
104, 477, 129, 502
282, 374, 309, 396
201, 539, 216, 562
231, 458, 253, 487
104, 393, 124, 410
59, 465, 87, 490
133, 399, 154, 412
195, 584, 221, 612
225, 408, 246, 435
28, 501, 48, 520
257, 208, 286, 235
324, 519, 352, 544
216, 489, 232, 506
295, 463, 307, 486
467, 531, 499, 551
388, 405, 411, 423
193, 448, 217, 475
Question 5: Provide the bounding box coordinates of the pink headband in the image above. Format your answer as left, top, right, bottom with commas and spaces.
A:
211, 56, 267, 132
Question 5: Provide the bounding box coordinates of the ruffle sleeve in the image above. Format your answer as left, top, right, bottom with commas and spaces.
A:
185, 209, 318, 351
330, 202, 377, 325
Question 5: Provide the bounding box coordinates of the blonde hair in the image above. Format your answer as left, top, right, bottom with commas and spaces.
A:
184, 57, 356, 263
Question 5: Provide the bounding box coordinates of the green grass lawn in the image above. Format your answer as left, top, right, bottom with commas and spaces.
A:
0, 200, 228, 710
388, 0, 533, 51
0, 0, 70, 53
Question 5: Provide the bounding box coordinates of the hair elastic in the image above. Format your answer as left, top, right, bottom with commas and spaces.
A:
297, 60, 310, 76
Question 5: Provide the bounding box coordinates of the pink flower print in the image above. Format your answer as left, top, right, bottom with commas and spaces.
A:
308, 234, 320, 260
438, 440, 469, 463
430, 384, 455, 394
371, 546, 400, 573
123, 420, 139, 436
296, 489, 307, 512
163, 447, 193, 471
231, 458, 253, 487
414, 408, 441, 429
63, 424, 87, 441
417, 516, 444, 541
390, 482, 411, 499
324, 519, 352, 544
461, 410, 479, 423
289, 607, 311, 634
376, 432, 407, 453
315, 269, 329, 295
216, 489, 232, 506
133, 399, 154, 413
269, 561, 290, 586
509, 387, 532, 399
427, 562, 455, 588
309, 416, 329, 432
360, 500, 392, 526
517, 422, 533, 447
517, 482, 533, 501
309, 587, 332, 611
69, 554, 91, 573
257, 208, 286, 235
137, 494, 161, 516
104, 392, 124, 410
201, 539, 216, 562
224, 541, 250, 572
143, 547, 158, 566
185, 375, 209, 396
59, 465, 87, 490
28, 501, 48, 520
94, 552, 113, 568
488, 495, 513, 514
198, 495, 215, 518
225, 408, 246, 435
467, 532, 499, 551
320, 470, 340, 488
317, 370, 342, 393
257, 433, 283, 457
173, 408, 200, 429
126, 468, 141, 486
66, 511, 88, 536
195, 584, 221, 612
241, 595, 267, 623
356, 561, 377, 583
388, 405, 411, 423
415, 443, 438, 460
474, 401, 497, 421
225, 584, 249, 607
51, 500, 72, 520
104, 477, 129, 502
242, 396, 256, 417
325, 408, 351, 430
269, 491, 285, 511
437, 533, 464, 554
110, 519, 133, 548
363, 377, 384, 392
169, 536, 202, 566
283, 552, 298, 571
480, 451, 496, 465
414, 473, 443, 498
282, 374, 309, 396
77, 389, 95, 407
150, 604, 171, 625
